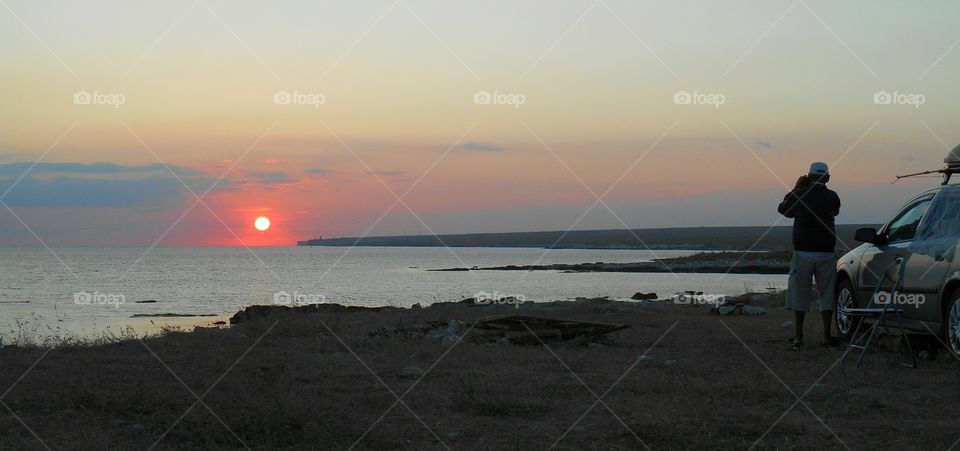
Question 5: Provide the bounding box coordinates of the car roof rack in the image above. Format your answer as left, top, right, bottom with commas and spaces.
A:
894, 144, 960, 185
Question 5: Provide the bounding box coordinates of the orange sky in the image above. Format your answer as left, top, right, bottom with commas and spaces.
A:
1, 1, 958, 245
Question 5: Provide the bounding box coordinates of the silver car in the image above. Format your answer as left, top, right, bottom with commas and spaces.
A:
835, 186, 960, 355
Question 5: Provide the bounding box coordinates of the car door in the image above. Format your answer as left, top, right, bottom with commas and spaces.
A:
858, 195, 934, 315
902, 191, 957, 322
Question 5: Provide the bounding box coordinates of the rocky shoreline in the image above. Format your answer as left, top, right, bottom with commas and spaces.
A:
429, 250, 792, 274
3, 289, 954, 449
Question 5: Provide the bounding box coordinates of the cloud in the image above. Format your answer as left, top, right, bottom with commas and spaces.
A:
462, 142, 506, 152
248, 171, 297, 184
0, 161, 215, 208
305, 168, 333, 175
0, 162, 201, 177
1, 176, 187, 208
754, 140, 776, 150
367, 170, 404, 178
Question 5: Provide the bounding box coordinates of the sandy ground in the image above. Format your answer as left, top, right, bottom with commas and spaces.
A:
1, 293, 957, 450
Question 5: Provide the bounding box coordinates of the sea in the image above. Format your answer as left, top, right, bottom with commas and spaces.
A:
0, 246, 787, 341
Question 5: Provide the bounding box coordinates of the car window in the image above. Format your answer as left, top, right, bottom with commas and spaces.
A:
886, 198, 932, 242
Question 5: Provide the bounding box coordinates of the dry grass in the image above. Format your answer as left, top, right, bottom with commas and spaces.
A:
1, 295, 958, 450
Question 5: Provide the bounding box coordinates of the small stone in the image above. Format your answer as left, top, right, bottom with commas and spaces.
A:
783, 320, 794, 328
399, 366, 425, 379
631, 292, 658, 301
664, 359, 676, 365
741, 305, 768, 315
638, 353, 655, 361
718, 305, 737, 315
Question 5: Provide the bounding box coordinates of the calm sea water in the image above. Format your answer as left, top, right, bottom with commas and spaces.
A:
0, 246, 786, 340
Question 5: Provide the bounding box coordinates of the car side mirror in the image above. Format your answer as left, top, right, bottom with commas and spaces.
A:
855, 227, 879, 243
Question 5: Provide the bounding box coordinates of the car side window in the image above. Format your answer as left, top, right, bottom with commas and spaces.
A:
885, 198, 932, 243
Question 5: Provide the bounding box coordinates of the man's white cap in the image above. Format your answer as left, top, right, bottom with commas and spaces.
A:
809, 162, 829, 175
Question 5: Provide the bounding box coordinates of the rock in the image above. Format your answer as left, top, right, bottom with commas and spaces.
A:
782, 320, 794, 328
741, 305, 768, 315
718, 305, 737, 315
411, 303, 422, 310
631, 292, 658, 301
131, 313, 217, 318
426, 320, 465, 343
399, 366, 425, 379
213, 320, 226, 325
229, 305, 290, 325
638, 353, 655, 361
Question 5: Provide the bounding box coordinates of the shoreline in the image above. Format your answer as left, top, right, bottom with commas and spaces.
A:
2, 291, 955, 449
429, 250, 792, 274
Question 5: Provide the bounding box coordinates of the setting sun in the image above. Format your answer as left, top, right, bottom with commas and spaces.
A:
254, 216, 271, 231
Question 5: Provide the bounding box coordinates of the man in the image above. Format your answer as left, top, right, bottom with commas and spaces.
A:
777, 162, 841, 349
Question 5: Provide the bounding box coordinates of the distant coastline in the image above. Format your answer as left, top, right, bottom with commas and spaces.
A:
297, 225, 873, 251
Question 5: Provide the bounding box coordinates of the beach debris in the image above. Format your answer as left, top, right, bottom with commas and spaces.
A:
782, 320, 794, 328
740, 305, 768, 315
631, 292, 658, 301
717, 305, 737, 315
467, 314, 630, 345
427, 320, 466, 343
384, 314, 629, 346
712, 302, 768, 316
398, 366, 425, 379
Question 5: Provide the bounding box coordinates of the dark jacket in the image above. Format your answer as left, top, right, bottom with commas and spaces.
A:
778, 183, 841, 252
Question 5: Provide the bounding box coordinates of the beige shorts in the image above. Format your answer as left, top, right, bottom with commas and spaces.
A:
786, 251, 837, 312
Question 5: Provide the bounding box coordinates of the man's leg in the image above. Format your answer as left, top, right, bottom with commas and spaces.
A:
794, 310, 806, 343
787, 253, 815, 347
815, 255, 839, 345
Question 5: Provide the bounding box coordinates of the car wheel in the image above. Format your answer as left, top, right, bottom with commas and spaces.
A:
942, 291, 960, 357
835, 279, 860, 340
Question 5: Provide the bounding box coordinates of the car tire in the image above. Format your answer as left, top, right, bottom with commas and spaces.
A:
942, 290, 960, 358
835, 279, 860, 340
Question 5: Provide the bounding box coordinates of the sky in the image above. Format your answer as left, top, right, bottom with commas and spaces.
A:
2, 0, 959, 246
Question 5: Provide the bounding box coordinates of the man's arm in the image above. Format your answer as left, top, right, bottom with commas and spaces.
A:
778, 192, 799, 218
832, 191, 841, 217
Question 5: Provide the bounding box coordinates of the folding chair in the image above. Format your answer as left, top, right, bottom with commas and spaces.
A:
840, 257, 918, 368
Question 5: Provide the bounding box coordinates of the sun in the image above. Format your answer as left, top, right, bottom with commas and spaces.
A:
254, 216, 271, 231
